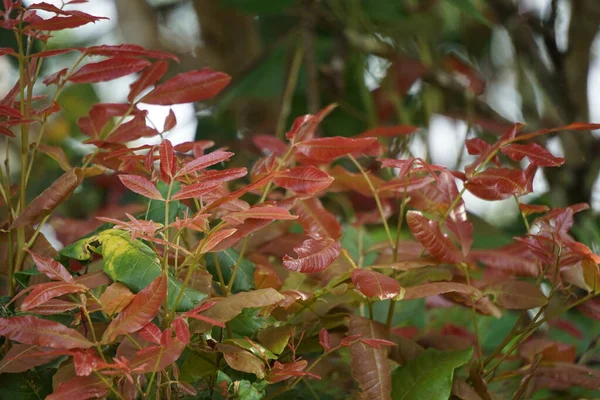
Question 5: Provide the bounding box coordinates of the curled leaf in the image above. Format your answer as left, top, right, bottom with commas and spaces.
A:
283, 237, 341, 273
352, 269, 401, 300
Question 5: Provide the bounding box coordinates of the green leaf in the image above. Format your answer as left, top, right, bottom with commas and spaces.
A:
228, 308, 273, 338
13, 268, 41, 288
146, 181, 185, 225
206, 249, 255, 293
219, 0, 295, 15
0, 368, 54, 400
179, 351, 218, 383
444, 0, 492, 27
237, 380, 267, 400
391, 348, 473, 400
224, 338, 277, 360
97, 229, 206, 311
341, 226, 377, 267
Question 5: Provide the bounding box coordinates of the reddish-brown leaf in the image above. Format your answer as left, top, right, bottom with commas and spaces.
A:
129, 338, 186, 373
127, 60, 169, 102
75, 271, 112, 289
194, 167, 248, 185
319, 328, 332, 351
465, 168, 527, 201
0, 344, 60, 373
98, 282, 135, 315
406, 211, 462, 264
437, 170, 473, 257
86, 44, 178, 62
274, 166, 333, 194
46, 375, 109, 400
357, 125, 419, 138
351, 269, 401, 300
282, 237, 341, 273
485, 280, 547, 310
27, 299, 80, 315
177, 150, 234, 177
527, 363, 600, 391
140, 68, 231, 105
36, 143, 72, 171
295, 136, 377, 162
102, 274, 167, 344
268, 360, 318, 383
403, 282, 481, 300
173, 317, 190, 344
26, 250, 73, 282
349, 315, 392, 400
21, 281, 88, 311
73, 348, 103, 376
12, 168, 84, 228
159, 139, 176, 183
469, 244, 538, 277
163, 108, 177, 132
105, 113, 158, 143
293, 197, 342, 239
0, 104, 23, 119
501, 143, 565, 167
223, 206, 298, 224
0, 316, 93, 349
519, 339, 576, 363
118, 174, 164, 201
217, 343, 266, 378
285, 104, 337, 142
69, 58, 151, 83
139, 323, 162, 344
577, 297, 600, 321
171, 181, 221, 201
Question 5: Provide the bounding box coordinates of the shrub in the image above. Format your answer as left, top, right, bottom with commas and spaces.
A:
1, 2, 599, 399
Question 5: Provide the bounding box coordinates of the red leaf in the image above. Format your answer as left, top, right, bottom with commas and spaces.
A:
68, 58, 151, 83
359, 338, 397, 349
26, 250, 73, 282
223, 206, 298, 224
465, 168, 527, 200
27, 15, 102, 31
402, 282, 480, 300
319, 328, 332, 351
193, 167, 248, 185
163, 109, 177, 132
295, 136, 377, 162
102, 274, 167, 344
274, 166, 333, 194
0, 344, 60, 373
437, 171, 473, 257
171, 181, 220, 201
159, 139, 176, 183
286, 104, 337, 141
293, 197, 342, 239
253, 134, 287, 156
406, 211, 462, 264
139, 323, 162, 344
86, 44, 178, 62
577, 297, 600, 321
105, 113, 158, 143
501, 143, 565, 167
268, 360, 319, 383
283, 237, 341, 273
177, 150, 234, 177
351, 269, 401, 300
21, 281, 88, 311
73, 348, 102, 376
140, 68, 231, 105
129, 338, 186, 373
127, 60, 168, 102
98, 282, 135, 315
0, 316, 93, 349
0, 104, 23, 119
357, 125, 419, 138
519, 203, 549, 216
197, 228, 238, 253
173, 317, 190, 344
46, 375, 109, 400
0, 47, 17, 56
118, 174, 164, 201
